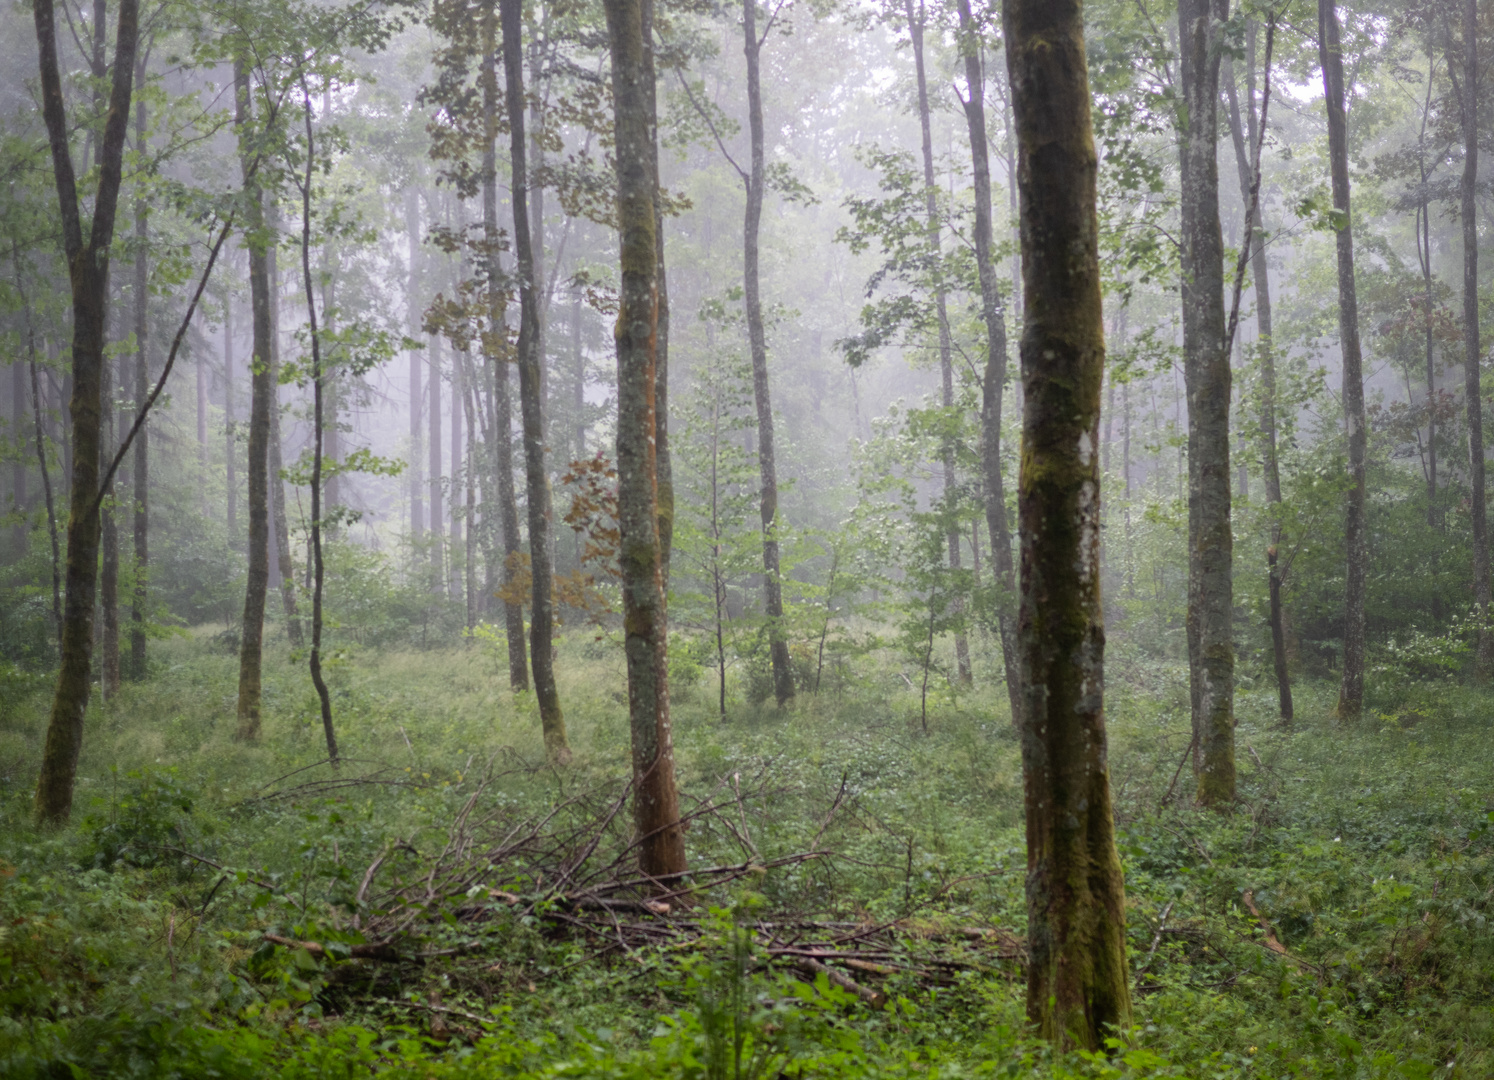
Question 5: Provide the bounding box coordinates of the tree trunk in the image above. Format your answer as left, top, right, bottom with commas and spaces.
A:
1178, 0, 1235, 805
604, 0, 687, 880
956, 0, 1020, 722
406, 189, 424, 547
298, 82, 338, 766
129, 76, 149, 680
431, 333, 445, 594
267, 204, 302, 648
645, 0, 672, 584
1224, 31, 1291, 722
482, 7, 530, 688
907, 0, 971, 686
742, 0, 794, 707
32, 0, 140, 824
225, 293, 236, 540
502, 0, 568, 760
1004, 0, 1132, 1044
101, 355, 120, 698
1456, 0, 1491, 677
235, 59, 274, 741
1319, 0, 1368, 718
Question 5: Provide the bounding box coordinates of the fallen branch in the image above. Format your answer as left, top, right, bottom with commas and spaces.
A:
1240, 890, 1286, 955
262, 933, 406, 963
790, 955, 886, 1009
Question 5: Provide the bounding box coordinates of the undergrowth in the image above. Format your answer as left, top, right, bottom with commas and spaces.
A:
0, 627, 1488, 1077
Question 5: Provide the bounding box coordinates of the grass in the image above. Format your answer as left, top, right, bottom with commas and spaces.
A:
0, 623, 1491, 1077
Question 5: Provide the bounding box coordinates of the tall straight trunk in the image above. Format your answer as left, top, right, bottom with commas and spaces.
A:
196, 345, 207, 508
1224, 32, 1291, 722
645, 0, 672, 583
225, 297, 236, 539
907, 0, 971, 686
572, 293, 586, 462
1456, 0, 1491, 677
129, 77, 148, 680
298, 81, 338, 766
502, 0, 568, 759
32, 0, 140, 824
956, 0, 1020, 721
1003, 0, 1132, 1044
459, 349, 478, 629
1319, 0, 1368, 717
267, 204, 302, 647
235, 59, 274, 740
1417, 63, 1438, 530
604, 0, 687, 880
431, 334, 445, 593
10, 362, 24, 531
406, 189, 424, 545
481, 9, 529, 688
742, 0, 793, 706
1178, 0, 1235, 805
100, 355, 120, 698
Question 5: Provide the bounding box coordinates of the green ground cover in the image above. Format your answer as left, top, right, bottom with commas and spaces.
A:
0, 628, 1488, 1078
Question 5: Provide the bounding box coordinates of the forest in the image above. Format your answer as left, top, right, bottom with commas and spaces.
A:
2, 0, 1494, 1071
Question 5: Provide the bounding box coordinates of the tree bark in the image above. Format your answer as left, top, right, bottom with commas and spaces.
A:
267, 203, 302, 648
225, 293, 236, 540
742, 0, 794, 707
32, 0, 140, 824
605, 0, 687, 880
644, 0, 672, 584
502, 0, 568, 759
1224, 33, 1291, 722
481, 5, 530, 688
1319, 0, 1368, 718
1456, 0, 1491, 677
101, 355, 120, 698
235, 60, 275, 741
956, 0, 1020, 722
129, 72, 149, 680
907, 0, 972, 686
406, 189, 424, 547
431, 333, 445, 594
1178, 0, 1235, 805
1003, 0, 1132, 1044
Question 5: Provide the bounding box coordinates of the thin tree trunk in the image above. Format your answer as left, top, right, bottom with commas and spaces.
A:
482, 7, 530, 687
406, 189, 424, 547
32, 0, 140, 824
235, 58, 274, 741
12, 254, 62, 643
9, 360, 24, 537
956, 0, 1020, 721
604, 0, 687, 880
1319, 0, 1368, 718
645, 0, 672, 585
1224, 30, 1291, 722
431, 333, 445, 594
908, 0, 971, 686
1455, 0, 1491, 677
101, 354, 120, 698
225, 293, 236, 540
297, 79, 338, 766
1178, 0, 1235, 805
1004, 0, 1132, 1043
742, 0, 793, 706
502, 0, 568, 759
267, 203, 302, 648
129, 72, 148, 680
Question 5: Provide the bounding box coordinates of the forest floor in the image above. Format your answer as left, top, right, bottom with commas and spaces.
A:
0, 626, 1489, 1078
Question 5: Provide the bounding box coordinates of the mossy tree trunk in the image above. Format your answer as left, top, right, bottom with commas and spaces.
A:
502, 0, 568, 761
32, 0, 140, 824
266, 204, 303, 649
129, 60, 149, 680
605, 0, 687, 881
235, 59, 274, 742
955, 0, 1020, 722
1178, 0, 1235, 804
1319, 0, 1369, 718
1003, 0, 1132, 1045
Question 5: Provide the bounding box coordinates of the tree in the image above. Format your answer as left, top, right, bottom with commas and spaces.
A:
501, 0, 568, 760
1319, 0, 1368, 720
954, 0, 1019, 721
604, 0, 687, 879
1177, 0, 1234, 806
32, 0, 141, 824
234, 57, 276, 742
905, 0, 971, 688
1224, 25, 1291, 722
1004, 0, 1132, 1044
